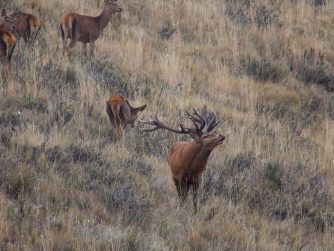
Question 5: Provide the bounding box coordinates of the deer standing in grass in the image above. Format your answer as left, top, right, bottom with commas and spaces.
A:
60, 0, 122, 58
1, 9, 41, 49
140, 110, 225, 213
0, 18, 17, 69
106, 95, 146, 139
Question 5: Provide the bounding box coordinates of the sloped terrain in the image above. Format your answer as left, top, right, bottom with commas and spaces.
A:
0, 0, 333, 250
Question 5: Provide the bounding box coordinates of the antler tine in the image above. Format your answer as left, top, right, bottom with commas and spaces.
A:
139, 115, 161, 132
185, 111, 201, 132
185, 109, 206, 133
206, 111, 221, 132
193, 109, 206, 131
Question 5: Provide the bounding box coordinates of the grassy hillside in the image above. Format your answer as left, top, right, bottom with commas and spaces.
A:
0, 0, 333, 250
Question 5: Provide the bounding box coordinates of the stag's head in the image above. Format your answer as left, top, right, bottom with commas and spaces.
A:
140, 109, 225, 150
104, 0, 122, 13
185, 110, 225, 150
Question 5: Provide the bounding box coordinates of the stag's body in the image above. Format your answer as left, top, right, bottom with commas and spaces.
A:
1, 9, 41, 47
169, 141, 211, 181
106, 95, 146, 139
140, 110, 225, 213
60, 0, 122, 57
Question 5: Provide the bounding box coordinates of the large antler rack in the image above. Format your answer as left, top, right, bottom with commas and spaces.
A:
139, 109, 220, 135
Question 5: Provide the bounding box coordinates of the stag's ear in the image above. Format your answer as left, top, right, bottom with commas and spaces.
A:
2, 9, 7, 17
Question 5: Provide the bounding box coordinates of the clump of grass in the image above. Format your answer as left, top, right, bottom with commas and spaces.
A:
0, 0, 333, 249
291, 48, 334, 91
240, 56, 287, 83
254, 5, 279, 28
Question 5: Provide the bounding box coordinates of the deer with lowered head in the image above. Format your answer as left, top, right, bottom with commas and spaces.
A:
140, 110, 225, 213
106, 95, 146, 139
60, 0, 122, 57
1, 9, 41, 49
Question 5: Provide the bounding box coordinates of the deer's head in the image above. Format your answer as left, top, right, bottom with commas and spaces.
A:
104, 0, 122, 14
126, 100, 146, 128
187, 111, 225, 150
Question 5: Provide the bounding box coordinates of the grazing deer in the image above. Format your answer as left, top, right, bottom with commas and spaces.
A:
140, 110, 225, 213
106, 95, 146, 139
1, 9, 41, 49
60, 0, 122, 58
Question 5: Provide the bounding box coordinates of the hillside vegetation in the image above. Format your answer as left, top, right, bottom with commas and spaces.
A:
0, 0, 334, 250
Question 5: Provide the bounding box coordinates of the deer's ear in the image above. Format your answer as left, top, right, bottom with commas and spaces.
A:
136, 104, 147, 112
131, 104, 147, 115
2, 9, 7, 17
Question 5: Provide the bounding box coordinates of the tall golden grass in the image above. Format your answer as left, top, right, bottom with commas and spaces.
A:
0, 0, 333, 250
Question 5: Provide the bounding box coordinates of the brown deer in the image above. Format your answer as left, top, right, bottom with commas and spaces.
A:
1, 9, 41, 49
60, 0, 122, 58
140, 110, 225, 213
106, 95, 146, 139
0, 19, 17, 69
0, 30, 16, 68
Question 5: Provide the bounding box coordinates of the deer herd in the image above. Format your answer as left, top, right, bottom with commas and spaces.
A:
0, 0, 227, 213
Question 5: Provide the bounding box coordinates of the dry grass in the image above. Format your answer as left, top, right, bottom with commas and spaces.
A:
0, 0, 334, 250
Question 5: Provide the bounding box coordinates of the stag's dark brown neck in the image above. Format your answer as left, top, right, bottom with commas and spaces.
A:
187, 141, 213, 175
96, 6, 112, 30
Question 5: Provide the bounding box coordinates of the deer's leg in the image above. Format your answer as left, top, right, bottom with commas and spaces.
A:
69, 30, 79, 49
117, 125, 123, 139
179, 180, 191, 204
61, 33, 69, 57
192, 178, 200, 214
173, 178, 182, 198
82, 43, 87, 56
88, 42, 95, 57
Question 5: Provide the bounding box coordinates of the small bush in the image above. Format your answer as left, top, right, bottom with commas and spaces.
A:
158, 21, 175, 39
240, 57, 286, 83
225, 153, 255, 173
2, 164, 35, 199
226, 2, 252, 27
254, 5, 279, 28
292, 48, 334, 91
54, 100, 74, 126
310, 0, 327, 7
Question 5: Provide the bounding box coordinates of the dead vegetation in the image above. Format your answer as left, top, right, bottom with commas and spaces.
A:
0, 0, 333, 250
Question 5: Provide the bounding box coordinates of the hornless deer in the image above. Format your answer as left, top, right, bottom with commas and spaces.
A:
0, 30, 16, 68
106, 95, 146, 139
140, 110, 225, 213
1, 9, 41, 49
60, 0, 122, 57
0, 19, 17, 68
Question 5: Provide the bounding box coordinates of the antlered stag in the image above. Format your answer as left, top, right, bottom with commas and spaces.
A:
106, 95, 146, 139
1, 9, 41, 49
140, 110, 225, 213
60, 0, 122, 57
